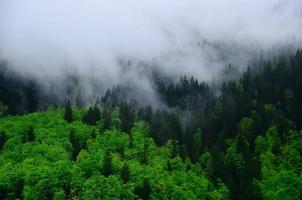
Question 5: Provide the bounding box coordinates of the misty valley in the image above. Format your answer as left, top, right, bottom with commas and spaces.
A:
1, 0, 302, 200
1, 49, 302, 199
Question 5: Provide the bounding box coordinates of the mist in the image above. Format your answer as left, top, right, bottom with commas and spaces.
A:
0, 0, 302, 104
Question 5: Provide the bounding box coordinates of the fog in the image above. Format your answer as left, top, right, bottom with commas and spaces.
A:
0, 0, 301, 104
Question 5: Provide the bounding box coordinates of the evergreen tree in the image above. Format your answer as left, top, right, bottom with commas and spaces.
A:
120, 102, 135, 133
69, 129, 81, 161
103, 105, 112, 130
22, 126, 35, 143
140, 140, 148, 165
170, 139, 178, 158
91, 129, 96, 139
193, 128, 202, 162
82, 105, 101, 125
0, 131, 7, 151
121, 163, 130, 183
118, 145, 125, 159
27, 126, 35, 142
64, 100, 73, 123
102, 150, 113, 177
141, 178, 151, 200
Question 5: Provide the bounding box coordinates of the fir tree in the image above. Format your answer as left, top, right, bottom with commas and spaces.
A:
102, 150, 113, 177
91, 129, 96, 139
121, 163, 130, 183
0, 131, 7, 151
64, 100, 73, 123
141, 178, 151, 200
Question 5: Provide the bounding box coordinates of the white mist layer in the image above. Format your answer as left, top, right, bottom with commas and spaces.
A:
0, 0, 301, 103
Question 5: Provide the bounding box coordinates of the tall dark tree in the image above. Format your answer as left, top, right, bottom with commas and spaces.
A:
64, 100, 73, 123
121, 163, 130, 183
69, 129, 81, 161
102, 150, 113, 177
102, 105, 112, 130
22, 126, 35, 143
91, 129, 96, 139
140, 178, 151, 200
0, 131, 7, 151
119, 102, 135, 133
140, 141, 149, 165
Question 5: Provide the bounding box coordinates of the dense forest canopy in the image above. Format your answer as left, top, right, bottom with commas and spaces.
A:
0, 49, 302, 199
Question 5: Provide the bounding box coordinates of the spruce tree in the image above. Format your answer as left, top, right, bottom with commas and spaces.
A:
103, 106, 112, 130
22, 126, 35, 143
120, 102, 135, 133
27, 126, 35, 142
140, 141, 148, 165
91, 129, 96, 139
121, 163, 130, 183
64, 100, 73, 123
102, 150, 113, 177
69, 129, 81, 161
141, 178, 151, 200
193, 128, 202, 162
0, 131, 7, 151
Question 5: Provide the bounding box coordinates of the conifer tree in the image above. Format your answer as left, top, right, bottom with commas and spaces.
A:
27, 126, 35, 142
140, 140, 149, 165
121, 163, 130, 183
91, 129, 96, 139
102, 150, 113, 177
0, 131, 7, 151
69, 129, 81, 161
141, 178, 151, 200
64, 100, 73, 123
22, 126, 35, 143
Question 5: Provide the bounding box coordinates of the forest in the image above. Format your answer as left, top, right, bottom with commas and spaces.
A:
1, 49, 302, 200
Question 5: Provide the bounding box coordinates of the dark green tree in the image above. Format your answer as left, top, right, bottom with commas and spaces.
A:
64, 100, 73, 123
69, 129, 81, 161
0, 131, 7, 151
140, 141, 149, 165
91, 129, 96, 139
141, 178, 151, 200
102, 150, 113, 177
121, 163, 130, 183
22, 126, 35, 143
119, 102, 135, 133
102, 106, 112, 130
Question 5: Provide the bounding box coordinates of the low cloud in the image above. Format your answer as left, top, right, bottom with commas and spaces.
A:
0, 0, 301, 103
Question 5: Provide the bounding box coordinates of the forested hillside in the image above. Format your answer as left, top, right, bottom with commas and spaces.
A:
0, 49, 302, 199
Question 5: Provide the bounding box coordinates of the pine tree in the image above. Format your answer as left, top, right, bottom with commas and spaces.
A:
141, 178, 151, 200
120, 102, 135, 133
118, 145, 125, 159
0, 131, 7, 151
103, 106, 112, 130
102, 150, 113, 177
121, 163, 130, 183
193, 128, 202, 162
167, 160, 172, 172
22, 126, 35, 143
140, 140, 149, 165
91, 129, 96, 139
27, 126, 35, 142
170, 139, 178, 158
64, 100, 73, 123
93, 105, 101, 122
69, 129, 81, 161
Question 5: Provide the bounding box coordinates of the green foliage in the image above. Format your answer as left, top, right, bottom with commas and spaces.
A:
0, 109, 226, 199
